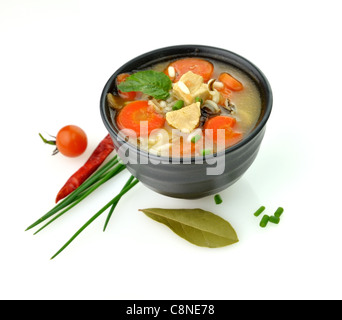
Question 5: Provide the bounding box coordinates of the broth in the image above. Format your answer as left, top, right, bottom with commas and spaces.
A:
107, 58, 262, 158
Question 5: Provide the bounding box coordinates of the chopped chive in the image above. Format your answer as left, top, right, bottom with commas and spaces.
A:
269, 215, 280, 224
195, 97, 203, 105
214, 194, 223, 205
172, 100, 184, 110
201, 149, 212, 156
191, 134, 201, 144
274, 207, 284, 218
260, 215, 270, 228
253, 206, 266, 217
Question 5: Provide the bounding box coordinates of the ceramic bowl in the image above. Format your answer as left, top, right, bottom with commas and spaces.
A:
100, 45, 272, 199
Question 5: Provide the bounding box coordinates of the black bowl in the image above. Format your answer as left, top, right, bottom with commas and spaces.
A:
100, 45, 272, 199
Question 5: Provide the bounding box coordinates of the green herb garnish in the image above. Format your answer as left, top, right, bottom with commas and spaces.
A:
201, 149, 212, 156
260, 215, 270, 228
117, 70, 172, 100
214, 194, 223, 205
195, 97, 203, 105
274, 207, 284, 218
25, 155, 124, 231
255, 207, 283, 228
25, 155, 139, 259
269, 215, 280, 224
51, 177, 139, 260
103, 175, 135, 231
253, 206, 266, 217
191, 134, 201, 144
172, 100, 184, 110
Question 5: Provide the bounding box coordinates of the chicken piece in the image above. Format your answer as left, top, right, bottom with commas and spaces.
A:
172, 71, 210, 105
193, 83, 210, 103
181, 71, 203, 92
165, 102, 201, 133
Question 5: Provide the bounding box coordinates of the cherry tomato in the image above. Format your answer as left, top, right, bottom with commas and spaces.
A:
56, 125, 88, 157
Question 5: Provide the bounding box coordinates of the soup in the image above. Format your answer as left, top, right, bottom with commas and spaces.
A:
107, 57, 262, 158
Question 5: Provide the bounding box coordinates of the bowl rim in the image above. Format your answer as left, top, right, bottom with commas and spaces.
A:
100, 44, 273, 164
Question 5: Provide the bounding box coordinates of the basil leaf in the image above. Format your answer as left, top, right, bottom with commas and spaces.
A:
117, 70, 172, 100
139, 208, 239, 248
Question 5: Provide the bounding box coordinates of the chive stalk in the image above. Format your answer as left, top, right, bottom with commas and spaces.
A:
33, 164, 126, 235
50, 179, 139, 260
25, 155, 121, 231
27, 152, 141, 259
103, 175, 135, 231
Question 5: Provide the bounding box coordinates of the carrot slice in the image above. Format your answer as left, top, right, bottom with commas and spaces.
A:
218, 87, 232, 106
116, 73, 138, 100
204, 116, 242, 147
218, 72, 244, 92
116, 101, 165, 137
225, 131, 243, 147
166, 58, 214, 82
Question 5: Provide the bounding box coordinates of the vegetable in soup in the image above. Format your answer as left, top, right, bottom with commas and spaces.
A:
107, 57, 262, 158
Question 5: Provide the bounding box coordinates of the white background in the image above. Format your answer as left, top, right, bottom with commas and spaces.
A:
1, 0, 341, 300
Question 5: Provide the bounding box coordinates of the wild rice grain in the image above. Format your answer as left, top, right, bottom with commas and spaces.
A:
213, 81, 224, 89
168, 66, 176, 78
178, 81, 190, 95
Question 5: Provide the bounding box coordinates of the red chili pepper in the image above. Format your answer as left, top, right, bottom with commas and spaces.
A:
55, 134, 115, 203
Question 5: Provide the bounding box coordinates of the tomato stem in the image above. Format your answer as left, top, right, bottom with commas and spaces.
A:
51, 148, 59, 156
39, 133, 59, 155
39, 133, 56, 146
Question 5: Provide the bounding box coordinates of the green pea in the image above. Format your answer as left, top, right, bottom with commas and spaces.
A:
172, 100, 184, 110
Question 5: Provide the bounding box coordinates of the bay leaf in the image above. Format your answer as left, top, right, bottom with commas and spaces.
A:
139, 208, 239, 248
